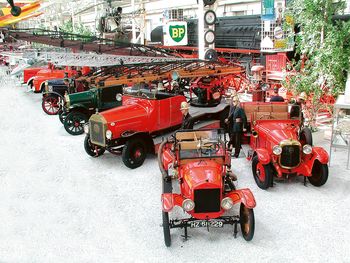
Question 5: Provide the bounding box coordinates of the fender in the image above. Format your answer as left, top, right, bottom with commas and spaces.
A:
226, 188, 256, 209
162, 147, 175, 172
255, 148, 271, 165
42, 91, 65, 101
161, 193, 183, 212
26, 76, 35, 86
310, 146, 329, 164
69, 104, 89, 112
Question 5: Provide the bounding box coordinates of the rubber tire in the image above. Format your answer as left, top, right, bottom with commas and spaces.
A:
252, 155, 272, 190
240, 203, 255, 241
11, 6, 21, 17
122, 138, 147, 169
308, 160, 328, 187
203, 0, 216, 5
84, 135, 105, 157
162, 178, 172, 247
64, 111, 88, 136
42, 95, 60, 115
27, 80, 33, 91
299, 127, 313, 146
58, 110, 66, 124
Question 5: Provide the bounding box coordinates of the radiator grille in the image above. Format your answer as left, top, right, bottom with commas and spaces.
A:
194, 188, 221, 213
90, 119, 106, 146
280, 145, 300, 168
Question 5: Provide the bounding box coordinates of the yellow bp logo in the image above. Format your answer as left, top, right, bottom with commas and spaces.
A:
169, 25, 186, 42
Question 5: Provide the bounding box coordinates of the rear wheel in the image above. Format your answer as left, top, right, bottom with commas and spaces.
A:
64, 111, 88, 135
308, 160, 328, 186
122, 138, 147, 169
240, 203, 255, 241
42, 95, 60, 115
252, 155, 272, 190
84, 135, 105, 157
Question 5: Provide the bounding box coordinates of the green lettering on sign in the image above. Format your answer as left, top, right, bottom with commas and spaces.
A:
169, 25, 186, 42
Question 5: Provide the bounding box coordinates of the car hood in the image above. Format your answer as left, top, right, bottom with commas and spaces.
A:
256, 121, 299, 144
69, 90, 94, 105
182, 160, 222, 188
47, 78, 65, 85
100, 97, 151, 123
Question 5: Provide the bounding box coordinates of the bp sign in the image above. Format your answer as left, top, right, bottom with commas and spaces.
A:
163, 21, 188, 46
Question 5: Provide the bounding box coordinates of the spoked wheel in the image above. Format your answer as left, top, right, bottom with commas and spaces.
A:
64, 111, 88, 135
84, 135, 105, 157
122, 138, 147, 169
252, 155, 272, 190
162, 176, 172, 247
42, 95, 60, 115
58, 110, 66, 124
308, 160, 328, 186
240, 203, 255, 241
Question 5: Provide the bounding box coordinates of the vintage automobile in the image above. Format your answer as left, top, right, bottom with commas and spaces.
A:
241, 102, 329, 189
41, 78, 88, 115
159, 129, 256, 246
61, 84, 123, 135
32, 65, 77, 93
83, 88, 188, 168
23, 65, 45, 89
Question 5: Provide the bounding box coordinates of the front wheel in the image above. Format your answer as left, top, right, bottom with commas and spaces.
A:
58, 110, 66, 124
162, 178, 172, 247
42, 95, 60, 115
252, 155, 272, 190
308, 160, 328, 186
240, 203, 255, 241
64, 111, 88, 135
122, 138, 147, 169
299, 127, 313, 146
84, 135, 105, 157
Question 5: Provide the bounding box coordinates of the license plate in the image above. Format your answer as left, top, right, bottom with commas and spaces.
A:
190, 220, 224, 228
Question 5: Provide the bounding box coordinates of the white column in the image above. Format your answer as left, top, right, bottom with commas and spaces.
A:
131, 0, 137, 43
198, 0, 205, 59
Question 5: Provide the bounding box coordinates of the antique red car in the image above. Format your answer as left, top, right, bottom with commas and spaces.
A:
32, 65, 77, 93
241, 102, 329, 189
159, 129, 256, 246
23, 65, 45, 89
83, 87, 228, 168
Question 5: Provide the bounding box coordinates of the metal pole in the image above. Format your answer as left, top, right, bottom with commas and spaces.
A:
198, 0, 205, 59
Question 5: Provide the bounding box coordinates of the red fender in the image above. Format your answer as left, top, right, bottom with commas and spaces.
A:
161, 193, 183, 212
162, 148, 175, 171
226, 188, 256, 209
311, 147, 329, 164
255, 148, 271, 165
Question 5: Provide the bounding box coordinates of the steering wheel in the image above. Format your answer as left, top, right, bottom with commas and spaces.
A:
259, 114, 274, 120
201, 142, 220, 155
141, 93, 149, 98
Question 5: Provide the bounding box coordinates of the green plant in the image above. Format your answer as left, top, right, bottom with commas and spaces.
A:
284, 0, 350, 129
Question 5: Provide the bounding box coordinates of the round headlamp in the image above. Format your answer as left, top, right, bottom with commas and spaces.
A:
45, 81, 48, 86
106, 130, 112, 140
273, 145, 282, 155
221, 197, 233, 210
116, 93, 122, 102
182, 199, 195, 211
303, 144, 312, 155
83, 123, 89, 134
